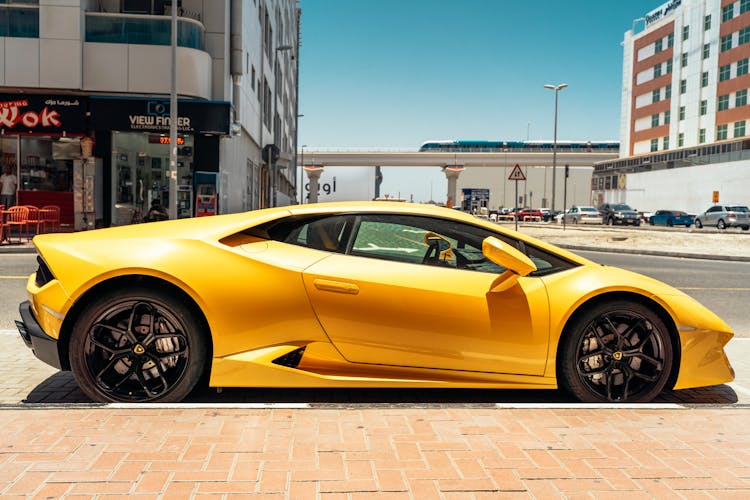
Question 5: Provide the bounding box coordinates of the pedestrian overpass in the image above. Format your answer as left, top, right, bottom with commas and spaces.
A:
299, 149, 618, 204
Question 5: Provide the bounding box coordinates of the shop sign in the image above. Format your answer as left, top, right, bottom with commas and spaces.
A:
90, 97, 231, 135
0, 94, 86, 134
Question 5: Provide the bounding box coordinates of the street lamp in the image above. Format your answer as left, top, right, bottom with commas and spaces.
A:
544, 83, 568, 212
271, 45, 293, 207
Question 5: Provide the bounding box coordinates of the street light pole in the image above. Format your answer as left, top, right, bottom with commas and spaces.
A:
168, 3, 178, 219
544, 83, 568, 213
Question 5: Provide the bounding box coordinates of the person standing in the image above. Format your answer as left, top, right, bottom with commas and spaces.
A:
0, 165, 18, 208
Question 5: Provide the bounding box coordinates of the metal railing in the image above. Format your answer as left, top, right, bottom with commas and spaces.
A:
85, 12, 205, 51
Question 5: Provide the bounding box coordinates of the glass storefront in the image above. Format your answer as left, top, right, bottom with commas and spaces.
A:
111, 131, 194, 225
1, 135, 76, 193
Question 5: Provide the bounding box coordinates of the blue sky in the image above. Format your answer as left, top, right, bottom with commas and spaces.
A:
296, 0, 659, 200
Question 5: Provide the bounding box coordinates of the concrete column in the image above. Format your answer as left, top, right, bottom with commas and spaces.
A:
303, 165, 324, 203
443, 165, 464, 208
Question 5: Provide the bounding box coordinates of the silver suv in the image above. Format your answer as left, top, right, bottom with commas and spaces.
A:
694, 204, 750, 230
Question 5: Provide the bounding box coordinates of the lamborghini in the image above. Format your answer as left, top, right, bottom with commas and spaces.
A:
16, 202, 734, 403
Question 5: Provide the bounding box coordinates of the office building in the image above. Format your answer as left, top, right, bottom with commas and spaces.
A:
0, 0, 300, 228
593, 0, 750, 213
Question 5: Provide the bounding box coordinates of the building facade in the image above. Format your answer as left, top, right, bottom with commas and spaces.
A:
593, 0, 750, 213
0, 0, 299, 229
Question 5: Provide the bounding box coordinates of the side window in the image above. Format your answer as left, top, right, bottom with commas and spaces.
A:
261, 215, 353, 252
350, 214, 504, 273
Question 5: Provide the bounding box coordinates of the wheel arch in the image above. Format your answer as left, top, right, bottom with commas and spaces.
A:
57, 275, 213, 375
554, 291, 682, 391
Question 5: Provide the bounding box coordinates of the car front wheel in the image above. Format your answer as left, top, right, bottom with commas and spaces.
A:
558, 300, 673, 403
69, 287, 207, 403
695, 219, 703, 228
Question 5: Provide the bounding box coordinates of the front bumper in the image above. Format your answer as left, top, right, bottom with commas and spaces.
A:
16, 301, 63, 370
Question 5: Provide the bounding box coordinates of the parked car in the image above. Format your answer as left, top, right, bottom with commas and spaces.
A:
598, 203, 641, 226
649, 210, 694, 227
560, 206, 603, 224
694, 205, 750, 230
513, 208, 543, 221
15, 201, 735, 403
544, 209, 563, 222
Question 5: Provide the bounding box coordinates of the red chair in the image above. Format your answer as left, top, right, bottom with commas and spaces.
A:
41, 205, 61, 233
24, 205, 44, 239
5, 206, 29, 244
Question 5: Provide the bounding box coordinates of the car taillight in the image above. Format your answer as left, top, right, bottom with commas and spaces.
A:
728, 211, 735, 217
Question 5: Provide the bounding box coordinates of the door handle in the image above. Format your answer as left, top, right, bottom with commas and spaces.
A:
313, 279, 360, 295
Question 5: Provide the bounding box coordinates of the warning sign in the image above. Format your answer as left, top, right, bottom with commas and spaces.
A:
508, 164, 526, 181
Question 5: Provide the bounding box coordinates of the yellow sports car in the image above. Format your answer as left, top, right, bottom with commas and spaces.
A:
17, 202, 734, 403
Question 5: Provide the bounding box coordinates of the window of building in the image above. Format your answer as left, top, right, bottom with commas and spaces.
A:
720, 64, 731, 81
652, 114, 660, 127
705, 14, 712, 31
663, 136, 669, 150
737, 89, 748, 107
722, 4, 734, 22
743, 0, 750, 14
652, 88, 661, 103
682, 25, 689, 40
664, 110, 671, 124
665, 84, 672, 99
719, 94, 730, 111
251, 65, 256, 91
700, 100, 708, 115
655, 39, 663, 53
699, 128, 706, 143
666, 58, 673, 74
735, 120, 746, 137
703, 43, 710, 59
681, 52, 688, 67
702, 71, 709, 87
668, 32, 674, 47
650, 138, 659, 152
721, 34, 733, 52
680, 79, 687, 94
654, 64, 662, 78
741, 27, 750, 45
679, 105, 686, 120
717, 124, 728, 140
739, 58, 749, 76
678, 132, 684, 147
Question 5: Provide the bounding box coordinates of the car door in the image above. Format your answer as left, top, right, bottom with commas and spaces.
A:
300, 214, 551, 376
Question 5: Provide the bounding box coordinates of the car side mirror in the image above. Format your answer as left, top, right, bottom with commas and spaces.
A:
482, 236, 537, 292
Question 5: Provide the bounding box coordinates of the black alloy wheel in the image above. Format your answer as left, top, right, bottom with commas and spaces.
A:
70, 287, 206, 403
559, 301, 673, 403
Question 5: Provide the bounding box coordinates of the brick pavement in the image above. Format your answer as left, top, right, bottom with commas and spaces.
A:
0, 406, 749, 498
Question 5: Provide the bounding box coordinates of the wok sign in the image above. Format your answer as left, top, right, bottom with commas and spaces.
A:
0, 95, 86, 133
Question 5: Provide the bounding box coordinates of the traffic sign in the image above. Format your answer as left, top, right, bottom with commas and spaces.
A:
508, 164, 526, 181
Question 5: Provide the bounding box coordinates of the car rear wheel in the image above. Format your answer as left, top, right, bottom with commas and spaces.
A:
69, 287, 207, 403
717, 219, 726, 230
559, 300, 673, 403
666, 220, 673, 227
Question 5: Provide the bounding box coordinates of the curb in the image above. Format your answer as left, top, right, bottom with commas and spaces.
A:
557, 244, 750, 262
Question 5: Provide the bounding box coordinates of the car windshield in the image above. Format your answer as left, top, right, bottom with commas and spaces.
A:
729, 206, 750, 212
613, 204, 633, 211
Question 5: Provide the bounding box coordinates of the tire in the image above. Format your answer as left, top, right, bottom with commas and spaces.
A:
743, 225, 749, 231
608, 217, 615, 226
695, 219, 703, 229
558, 300, 673, 403
666, 220, 673, 227
69, 286, 207, 403
649, 219, 655, 226
717, 219, 726, 230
